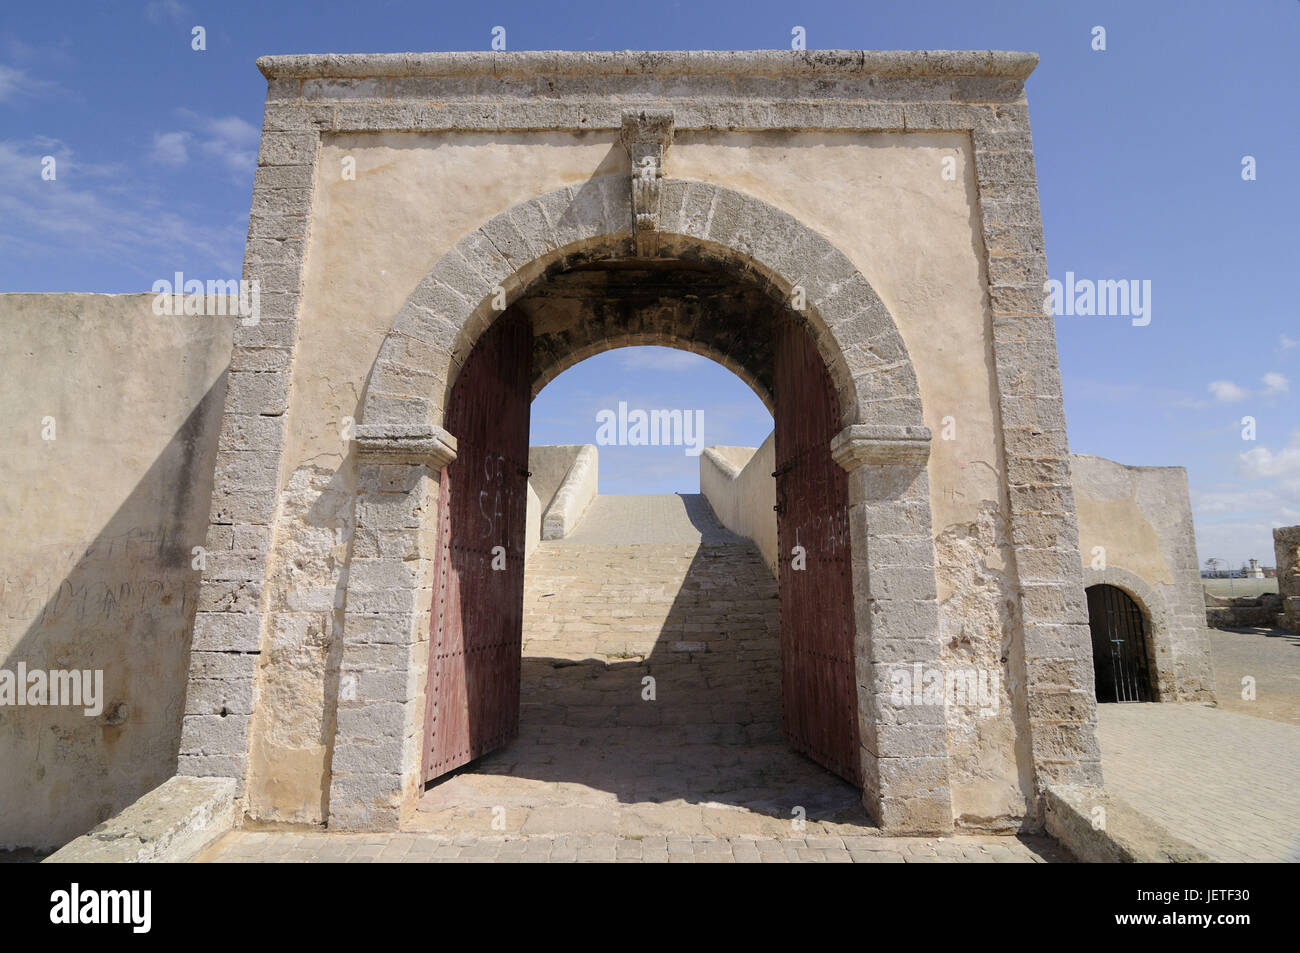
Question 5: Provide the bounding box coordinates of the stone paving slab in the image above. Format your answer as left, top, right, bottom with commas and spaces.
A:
198, 830, 1067, 863
1097, 702, 1300, 862
1207, 626, 1300, 726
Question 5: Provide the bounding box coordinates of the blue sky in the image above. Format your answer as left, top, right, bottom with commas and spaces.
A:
1, 0, 1295, 565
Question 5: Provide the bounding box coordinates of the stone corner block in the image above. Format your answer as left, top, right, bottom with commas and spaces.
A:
354, 422, 458, 469
831, 423, 932, 470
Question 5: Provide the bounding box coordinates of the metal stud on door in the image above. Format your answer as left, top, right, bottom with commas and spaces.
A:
422, 311, 532, 784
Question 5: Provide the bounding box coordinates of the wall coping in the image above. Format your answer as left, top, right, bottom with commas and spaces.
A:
1042, 784, 1210, 863
43, 776, 237, 864
257, 49, 1038, 81
540, 444, 598, 540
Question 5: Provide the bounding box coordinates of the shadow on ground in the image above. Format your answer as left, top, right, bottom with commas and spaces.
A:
413, 531, 871, 837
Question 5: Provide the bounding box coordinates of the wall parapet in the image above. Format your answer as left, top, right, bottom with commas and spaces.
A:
257, 49, 1039, 81
700, 437, 778, 576
538, 444, 598, 540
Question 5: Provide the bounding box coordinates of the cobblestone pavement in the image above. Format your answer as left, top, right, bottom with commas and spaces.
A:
199, 830, 1067, 863
1097, 702, 1300, 862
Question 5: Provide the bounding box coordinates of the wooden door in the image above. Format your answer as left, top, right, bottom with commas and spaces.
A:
774, 317, 861, 785
421, 312, 532, 783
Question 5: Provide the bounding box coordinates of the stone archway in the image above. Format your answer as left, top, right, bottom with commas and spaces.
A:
1081, 566, 1174, 701
357, 176, 922, 440
329, 176, 949, 834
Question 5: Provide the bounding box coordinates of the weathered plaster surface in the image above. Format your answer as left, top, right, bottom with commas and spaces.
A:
671, 131, 1005, 550
285, 133, 623, 472
537, 445, 598, 540
0, 294, 232, 849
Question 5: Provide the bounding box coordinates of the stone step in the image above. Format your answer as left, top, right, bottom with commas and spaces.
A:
519, 511, 781, 746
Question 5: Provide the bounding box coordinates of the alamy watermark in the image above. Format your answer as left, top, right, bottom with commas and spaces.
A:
151, 271, 260, 325
50, 883, 150, 934
1044, 272, 1151, 327
595, 401, 705, 457
888, 663, 1000, 717
0, 664, 104, 716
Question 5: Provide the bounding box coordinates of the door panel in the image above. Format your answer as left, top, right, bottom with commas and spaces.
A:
774, 318, 860, 785
422, 312, 532, 784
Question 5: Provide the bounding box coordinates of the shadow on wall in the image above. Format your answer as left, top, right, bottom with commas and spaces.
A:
0, 376, 227, 851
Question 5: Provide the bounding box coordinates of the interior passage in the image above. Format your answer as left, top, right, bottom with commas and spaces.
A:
414, 494, 865, 836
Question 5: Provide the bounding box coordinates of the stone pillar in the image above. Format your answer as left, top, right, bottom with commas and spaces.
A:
1275, 525, 1300, 633
326, 423, 456, 830
178, 126, 320, 788
832, 424, 953, 835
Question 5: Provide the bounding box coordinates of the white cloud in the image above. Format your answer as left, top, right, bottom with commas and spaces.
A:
156, 112, 260, 176
1192, 431, 1300, 563
1238, 431, 1300, 480
1283, 334, 1298, 352
1208, 379, 1248, 403
0, 137, 243, 282
1192, 489, 1265, 515
146, 0, 191, 23
0, 63, 55, 102
151, 131, 191, 166
198, 115, 259, 175
1262, 372, 1290, 396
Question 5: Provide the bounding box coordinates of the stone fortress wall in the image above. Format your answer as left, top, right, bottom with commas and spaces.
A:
0, 293, 233, 850
2, 50, 1234, 851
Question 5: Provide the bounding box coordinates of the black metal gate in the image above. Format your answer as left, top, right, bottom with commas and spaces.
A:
1086, 584, 1154, 703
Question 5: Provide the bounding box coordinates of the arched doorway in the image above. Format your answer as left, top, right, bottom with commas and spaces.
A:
1086, 584, 1155, 703
418, 257, 860, 792
334, 178, 952, 832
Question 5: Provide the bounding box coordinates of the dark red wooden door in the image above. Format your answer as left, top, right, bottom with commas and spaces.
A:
422, 312, 532, 784
774, 317, 860, 785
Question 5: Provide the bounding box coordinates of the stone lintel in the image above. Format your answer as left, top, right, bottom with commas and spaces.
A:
354, 423, 458, 469
831, 424, 932, 470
